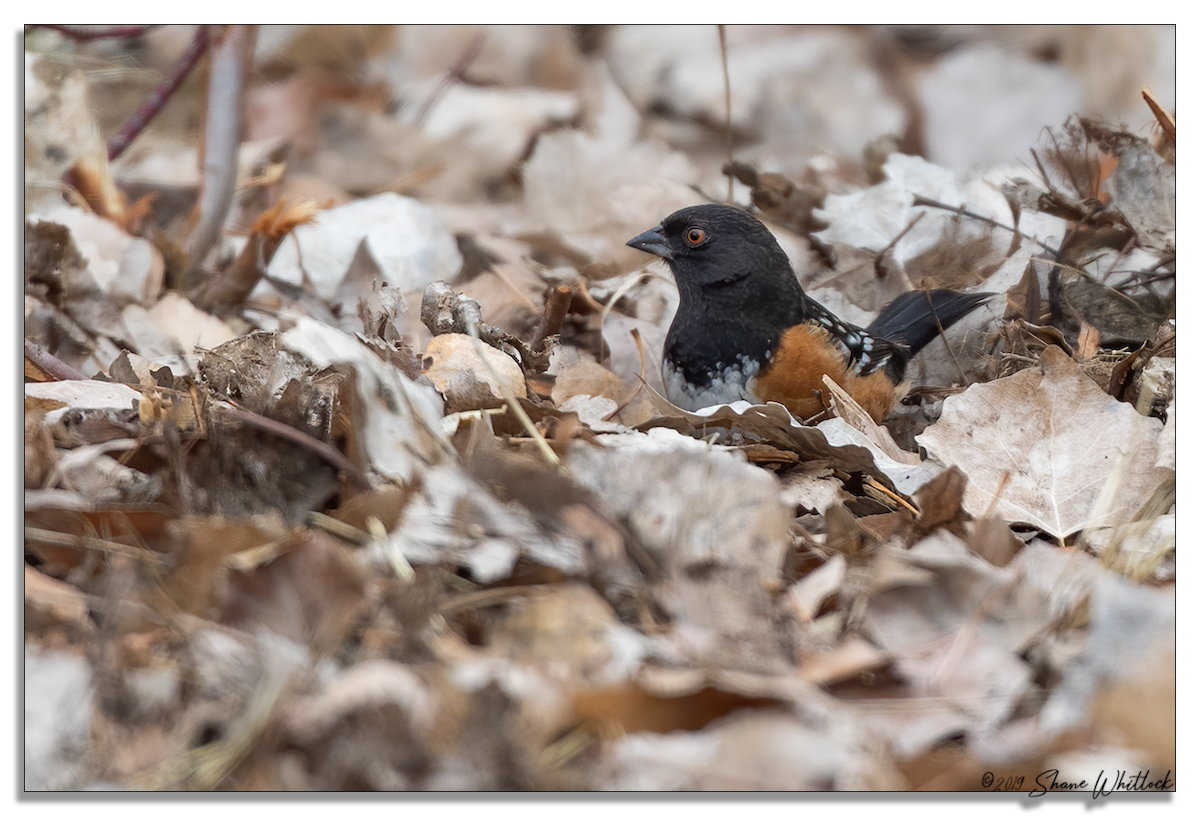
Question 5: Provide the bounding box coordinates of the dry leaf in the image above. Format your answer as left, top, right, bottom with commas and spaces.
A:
21, 26, 1175, 793
918, 345, 1172, 538
422, 332, 525, 412
788, 554, 846, 623
263, 193, 462, 301
797, 635, 889, 686
568, 431, 790, 671
25, 565, 93, 637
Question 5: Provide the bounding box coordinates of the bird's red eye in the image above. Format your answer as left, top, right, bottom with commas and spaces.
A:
685, 228, 706, 245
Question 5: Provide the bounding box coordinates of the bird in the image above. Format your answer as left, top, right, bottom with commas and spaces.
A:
626, 204, 990, 423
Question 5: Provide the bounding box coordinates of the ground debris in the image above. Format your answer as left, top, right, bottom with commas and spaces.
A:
23, 25, 1174, 792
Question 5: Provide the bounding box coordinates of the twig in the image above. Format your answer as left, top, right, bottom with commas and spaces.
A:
108, 26, 210, 162
422, 280, 550, 373
29, 24, 160, 42
307, 511, 371, 545
718, 25, 734, 204
1000, 183, 1023, 257
911, 194, 1059, 255
1047, 261, 1063, 330
531, 285, 572, 352
438, 584, 538, 615
804, 215, 920, 292
25, 526, 165, 564
922, 289, 970, 384
412, 30, 486, 127
210, 400, 370, 489
1028, 142, 1053, 191
1113, 268, 1176, 292
24, 338, 87, 381
187, 25, 256, 274
863, 475, 919, 515
874, 211, 925, 279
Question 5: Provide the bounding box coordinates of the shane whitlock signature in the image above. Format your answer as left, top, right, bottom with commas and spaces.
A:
981, 768, 1174, 796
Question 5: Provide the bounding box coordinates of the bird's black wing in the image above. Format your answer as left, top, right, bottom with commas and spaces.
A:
799, 296, 907, 376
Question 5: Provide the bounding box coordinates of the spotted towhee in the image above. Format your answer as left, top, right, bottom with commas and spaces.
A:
627, 204, 990, 423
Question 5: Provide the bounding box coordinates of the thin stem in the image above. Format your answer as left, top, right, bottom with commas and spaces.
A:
911, 194, 1060, 255
24, 338, 87, 381
718, 25, 734, 204
412, 30, 486, 127
873, 211, 925, 279
531, 285, 572, 352
187, 25, 255, 273
108, 26, 210, 162
29, 24, 160, 42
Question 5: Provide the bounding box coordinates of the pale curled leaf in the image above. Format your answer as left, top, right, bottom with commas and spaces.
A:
788, 554, 845, 623
814, 417, 943, 496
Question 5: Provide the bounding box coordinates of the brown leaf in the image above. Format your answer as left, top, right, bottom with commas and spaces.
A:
220, 528, 366, 654
157, 516, 289, 617
1003, 260, 1041, 323
909, 467, 971, 542
422, 332, 526, 412
573, 682, 781, 736
966, 516, 1023, 567
64, 153, 131, 228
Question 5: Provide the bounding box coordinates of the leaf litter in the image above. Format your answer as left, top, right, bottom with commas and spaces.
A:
23, 24, 1174, 792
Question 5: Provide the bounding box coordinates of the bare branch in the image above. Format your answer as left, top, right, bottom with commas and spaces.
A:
187, 25, 256, 276
108, 27, 209, 162
24, 338, 87, 381
28, 24, 160, 42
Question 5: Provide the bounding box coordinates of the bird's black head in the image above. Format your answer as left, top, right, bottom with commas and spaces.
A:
628, 204, 810, 390
626, 204, 803, 310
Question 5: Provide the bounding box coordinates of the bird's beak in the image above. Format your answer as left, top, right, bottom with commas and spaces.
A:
626, 226, 673, 259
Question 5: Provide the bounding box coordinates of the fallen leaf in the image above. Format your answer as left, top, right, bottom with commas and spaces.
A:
788, 554, 846, 623
422, 332, 525, 412
25, 565, 93, 637
918, 345, 1172, 538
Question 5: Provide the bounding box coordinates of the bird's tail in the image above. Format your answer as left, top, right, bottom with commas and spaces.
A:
868, 289, 991, 355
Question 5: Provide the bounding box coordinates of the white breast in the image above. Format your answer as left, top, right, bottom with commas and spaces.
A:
662, 355, 761, 410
